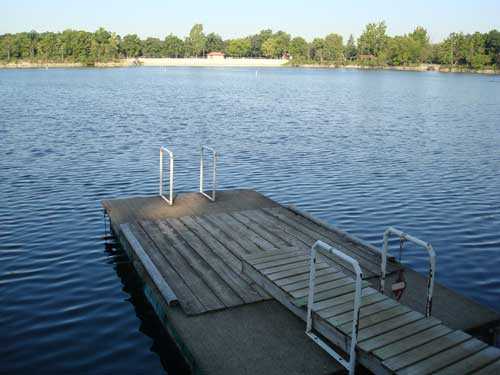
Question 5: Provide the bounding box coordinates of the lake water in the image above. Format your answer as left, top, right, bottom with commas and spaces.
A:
1, 67, 499, 373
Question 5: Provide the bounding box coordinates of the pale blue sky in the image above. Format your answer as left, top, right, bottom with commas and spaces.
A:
2, 0, 499, 42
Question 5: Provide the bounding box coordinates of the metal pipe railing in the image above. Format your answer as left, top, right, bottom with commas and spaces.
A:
380, 227, 436, 317
199, 145, 217, 202
306, 240, 363, 375
159, 146, 174, 205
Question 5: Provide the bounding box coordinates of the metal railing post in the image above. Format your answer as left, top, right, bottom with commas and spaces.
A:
159, 146, 174, 205
379, 227, 436, 317
199, 145, 217, 202
306, 240, 362, 375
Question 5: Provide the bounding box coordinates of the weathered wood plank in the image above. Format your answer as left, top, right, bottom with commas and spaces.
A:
211, 212, 278, 252
373, 324, 452, 361
255, 255, 309, 270
382, 330, 471, 372
338, 305, 411, 332
293, 280, 370, 307
175, 217, 264, 304
325, 298, 398, 326
398, 338, 487, 375
276, 267, 340, 287
230, 211, 292, 248
270, 207, 396, 272
121, 223, 178, 305
267, 262, 330, 281
262, 208, 381, 278
289, 277, 355, 299
133, 221, 208, 314
473, 358, 500, 375
313, 287, 379, 311
262, 260, 316, 275
143, 220, 224, 311
433, 347, 500, 375
247, 250, 305, 265
193, 215, 251, 257
357, 311, 424, 341
283, 270, 346, 292
318, 292, 388, 319
359, 315, 442, 353
159, 219, 244, 308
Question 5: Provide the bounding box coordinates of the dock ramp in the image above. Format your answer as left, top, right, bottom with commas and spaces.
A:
242, 245, 500, 374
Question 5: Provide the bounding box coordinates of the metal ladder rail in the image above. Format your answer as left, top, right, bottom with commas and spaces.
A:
306, 240, 363, 375
159, 146, 174, 205
199, 145, 217, 202
380, 227, 436, 317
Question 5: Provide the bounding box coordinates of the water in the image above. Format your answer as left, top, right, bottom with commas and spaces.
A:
1, 67, 499, 373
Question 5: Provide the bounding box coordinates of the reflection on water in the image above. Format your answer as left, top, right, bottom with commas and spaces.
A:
0, 67, 499, 373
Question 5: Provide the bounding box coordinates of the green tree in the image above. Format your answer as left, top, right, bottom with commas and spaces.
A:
358, 21, 389, 63
205, 32, 224, 52
120, 34, 142, 58
311, 38, 326, 63
485, 29, 500, 66
226, 38, 251, 57
324, 33, 343, 62
143, 37, 164, 57
186, 23, 206, 57
288, 36, 308, 60
408, 26, 431, 63
250, 29, 273, 57
345, 34, 357, 60
164, 34, 184, 57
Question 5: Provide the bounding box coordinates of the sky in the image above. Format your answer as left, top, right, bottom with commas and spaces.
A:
1, 0, 499, 43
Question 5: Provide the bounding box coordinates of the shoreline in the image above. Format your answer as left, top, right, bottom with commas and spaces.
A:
0, 58, 498, 75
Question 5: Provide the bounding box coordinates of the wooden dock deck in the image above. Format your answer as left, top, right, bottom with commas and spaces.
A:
103, 189, 500, 374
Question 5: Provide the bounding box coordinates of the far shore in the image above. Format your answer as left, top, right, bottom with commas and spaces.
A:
0, 58, 498, 75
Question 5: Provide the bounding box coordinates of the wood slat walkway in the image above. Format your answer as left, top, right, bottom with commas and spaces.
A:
242, 249, 500, 375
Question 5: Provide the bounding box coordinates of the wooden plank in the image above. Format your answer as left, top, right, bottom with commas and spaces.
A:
271, 207, 394, 271
142, 220, 224, 312
357, 311, 424, 341
473, 358, 500, 375
203, 213, 265, 254
359, 317, 442, 352
293, 280, 370, 307
313, 287, 379, 311
230, 211, 292, 248
211, 212, 278, 252
129, 222, 207, 315
283, 270, 346, 292
289, 277, 356, 298
318, 292, 388, 319
337, 305, 411, 332
398, 338, 487, 375
276, 267, 340, 287
262, 259, 317, 275
267, 262, 330, 281
240, 209, 308, 248
373, 324, 452, 361
326, 298, 398, 326
433, 346, 500, 375
121, 223, 178, 305
193, 215, 251, 257
175, 217, 264, 304
382, 330, 471, 372
262, 208, 380, 278
255, 255, 309, 270
247, 250, 305, 265
159, 219, 244, 308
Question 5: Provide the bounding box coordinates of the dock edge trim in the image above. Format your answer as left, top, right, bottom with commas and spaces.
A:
120, 223, 178, 305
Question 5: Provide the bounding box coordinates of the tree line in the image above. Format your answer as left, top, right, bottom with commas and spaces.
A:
1, 22, 499, 69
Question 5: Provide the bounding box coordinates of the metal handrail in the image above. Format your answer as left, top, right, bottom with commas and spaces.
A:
380, 227, 436, 317
306, 240, 363, 375
159, 146, 174, 205
199, 145, 217, 202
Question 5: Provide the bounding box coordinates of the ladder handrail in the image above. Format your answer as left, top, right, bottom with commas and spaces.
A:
306, 240, 363, 375
380, 227, 436, 317
159, 146, 174, 205
199, 145, 217, 202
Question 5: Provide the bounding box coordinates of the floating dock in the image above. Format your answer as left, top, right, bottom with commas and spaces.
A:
103, 189, 500, 374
